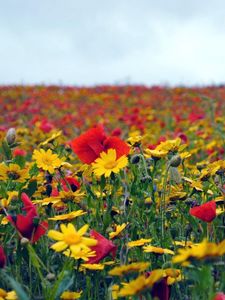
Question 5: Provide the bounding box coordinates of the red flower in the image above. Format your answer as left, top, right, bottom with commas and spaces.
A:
213, 293, 225, 300
7, 193, 48, 243
70, 126, 130, 164
0, 246, 6, 268
61, 176, 80, 192
189, 200, 216, 223
87, 230, 117, 264
13, 148, 27, 157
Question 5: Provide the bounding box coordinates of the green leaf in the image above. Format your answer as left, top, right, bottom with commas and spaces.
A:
2, 272, 29, 300
1, 140, 12, 160
22, 180, 37, 197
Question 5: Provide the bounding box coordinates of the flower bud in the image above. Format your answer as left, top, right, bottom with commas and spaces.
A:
46, 273, 55, 281
169, 154, 181, 167
6, 128, 16, 145
20, 237, 29, 245
130, 154, 140, 164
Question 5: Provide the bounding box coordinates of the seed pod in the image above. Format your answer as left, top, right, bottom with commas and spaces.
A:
6, 128, 16, 145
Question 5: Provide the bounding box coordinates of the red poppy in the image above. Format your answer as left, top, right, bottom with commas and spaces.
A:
87, 230, 117, 264
7, 193, 48, 243
70, 126, 130, 164
61, 176, 80, 192
0, 246, 6, 268
189, 200, 216, 223
213, 293, 225, 300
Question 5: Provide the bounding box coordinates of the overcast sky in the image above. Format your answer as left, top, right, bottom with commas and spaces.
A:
1, 0, 225, 86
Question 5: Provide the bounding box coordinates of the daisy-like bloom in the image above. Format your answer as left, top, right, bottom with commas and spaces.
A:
80, 263, 104, 271
127, 238, 152, 248
143, 245, 175, 255
60, 291, 82, 300
0, 191, 19, 208
108, 262, 150, 276
0, 163, 29, 183
0, 289, 17, 300
189, 200, 216, 222
164, 268, 182, 285
48, 210, 86, 221
39, 130, 62, 146
111, 285, 119, 300
64, 248, 96, 261
92, 149, 128, 178
32, 148, 62, 174
118, 270, 164, 297
109, 223, 127, 239
172, 239, 225, 265
48, 223, 97, 253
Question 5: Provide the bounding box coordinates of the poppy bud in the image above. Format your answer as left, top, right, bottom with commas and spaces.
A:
130, 154, 140, 164
141, 175, 152, 183
46, 273, 55, 281
6, 128, 16, 145
20, 237, 29, 245
169, 154, 181, 167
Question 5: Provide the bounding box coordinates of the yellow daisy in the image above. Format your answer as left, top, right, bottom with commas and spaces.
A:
118, 270, 164, 297
143, 245, 175, 255
48, 223, 97, 253
108, 262, 150, 276
80, 263, 104, 271
0, 289, 17, 300
0, 163, 29, 183
60, 291, 82, 300
32, 148, 62, 174
48, 210, 86, 221
92, 149, 128, 177
109, 223, 128, 239
63, 248, 96, 261
127, 238, 152, 248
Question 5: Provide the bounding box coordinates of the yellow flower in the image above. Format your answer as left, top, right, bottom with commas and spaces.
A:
163, 269, 182, 285
92, 149, 128, 177
48, 210, 86, 221
80, 263, 104, 271
143, 245, 175, 255
64, 248, 96, 261
32, 149, 62, 174
145, 148, 167, 159
111, 285, 120, 300
39, 130, 62, 146
109, 223, 127, 239
0, 163, 29, 183
60, 291, 82, 300
48, 223, 97, 253
118, 270, 164, 297
127, 238, 152, 248
172, 239, 225, 265
108, 262, 150, 276
0, 289, 17, 300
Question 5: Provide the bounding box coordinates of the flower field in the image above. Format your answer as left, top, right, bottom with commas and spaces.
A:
0, 85, 224, 299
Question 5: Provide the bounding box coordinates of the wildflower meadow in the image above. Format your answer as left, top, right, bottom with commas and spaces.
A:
0, 85, 224, 300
